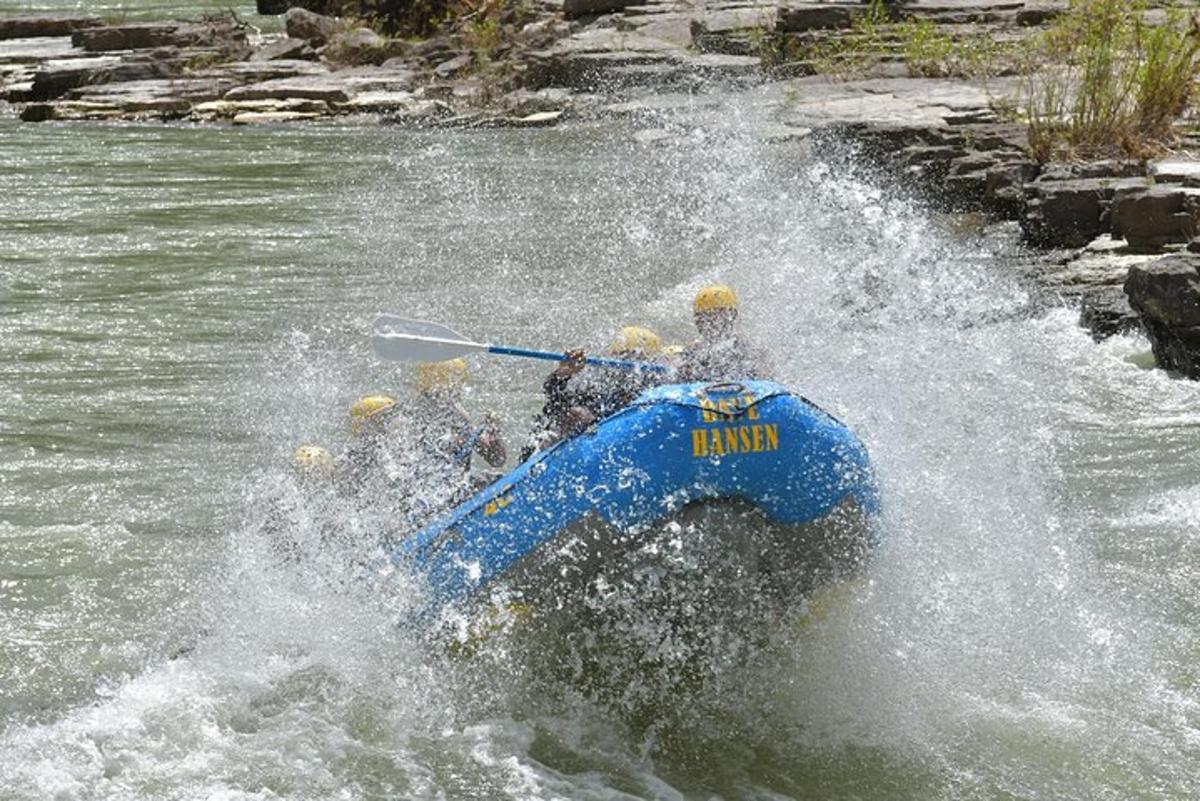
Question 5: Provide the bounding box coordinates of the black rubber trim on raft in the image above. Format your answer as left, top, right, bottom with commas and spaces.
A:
635, 385, 790, 419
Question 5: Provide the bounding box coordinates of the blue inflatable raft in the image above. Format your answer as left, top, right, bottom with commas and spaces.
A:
379, 380, 881, 624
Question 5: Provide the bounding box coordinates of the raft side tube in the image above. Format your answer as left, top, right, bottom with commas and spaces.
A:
385, 381, 880, 612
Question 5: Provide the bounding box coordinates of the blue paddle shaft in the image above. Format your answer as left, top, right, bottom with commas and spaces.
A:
487, 345, 669, 374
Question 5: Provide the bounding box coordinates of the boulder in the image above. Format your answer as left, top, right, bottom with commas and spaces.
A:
1111, 185, 1200, 251
321, 28, 394, 67
984, 160, 1038, 218
0, 14, 101, 39
1079, 287, 1140, 340
945, 170, 988, 206
1022, 178, 1115, 249
1125, 254, 1200, 377
19, 102, 56, 122
257, 0, 339, 13
285, 8, 342, 45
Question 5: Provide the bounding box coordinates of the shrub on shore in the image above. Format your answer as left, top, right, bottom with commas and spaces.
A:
1023, 0, 1200, 161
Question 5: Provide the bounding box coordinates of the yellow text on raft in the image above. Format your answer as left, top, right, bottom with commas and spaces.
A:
692, 422, 780, 457
691, 393, 779, 458
699, 395, 761, 423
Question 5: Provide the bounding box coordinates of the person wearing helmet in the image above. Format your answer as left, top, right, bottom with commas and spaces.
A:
259, 444, 340, 564
522, 326, 666, 458
409, 358, 505, 476
336, 394, 401, 497
372, 358, 506, 527
676, 284, 773, 382
293, 444, 335, 481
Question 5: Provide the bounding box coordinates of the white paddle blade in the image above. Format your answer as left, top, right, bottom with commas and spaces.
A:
372, 314, 468, 341
371, 314, 488, 363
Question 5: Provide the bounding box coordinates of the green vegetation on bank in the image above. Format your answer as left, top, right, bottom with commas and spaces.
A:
769, 0, 1200, 162
1024, 0, 1200, 161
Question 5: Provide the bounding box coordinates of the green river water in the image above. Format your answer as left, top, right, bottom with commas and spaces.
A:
1, 26, 1199, 798
1, 0, 261, 23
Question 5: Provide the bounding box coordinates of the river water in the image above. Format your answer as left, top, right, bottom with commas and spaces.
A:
2, 101, 1199, 799
1, 0, 261, 23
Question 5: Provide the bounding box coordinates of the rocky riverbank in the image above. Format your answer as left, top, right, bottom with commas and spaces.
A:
3, 0, 1199, 378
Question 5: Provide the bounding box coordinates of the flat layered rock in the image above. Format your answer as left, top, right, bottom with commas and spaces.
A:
538, 27, 683, 55
0, 36, 81, 64
525, 27, 692, 90
231, 109, 322, 123
900, 0, 1024, 22
20, 99, 126, 121
193, 59, 329, 82
249, 37, 316, 61
747, 76, 1003, 134
221, 65, 415, 102
29, 57, 148, 100
340, 65, 417, 90
511, 109, 564, 126
684, 52, 762, 79
533, 50, 689, 90
777, 3, 870, 33
0, 15, 101, 40
341, 90, 422, 112
562, 0, 640, 18
194, 97, 331, 118
72, 24, 180, 52
692, 7, 777, 36
1152, 160, 1200, 187
5, 81, 34, 102
1016, 0, 1067, 26
224, 75, 351, 102
67, 77, 233, 104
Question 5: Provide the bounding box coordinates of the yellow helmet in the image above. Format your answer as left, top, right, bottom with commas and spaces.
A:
662, 344, 685, 358
293, 444, 333, 477
609, 326, 662, 356
413, 358, 469, 393
693, 284, 739, 314
349, 394, 396, 435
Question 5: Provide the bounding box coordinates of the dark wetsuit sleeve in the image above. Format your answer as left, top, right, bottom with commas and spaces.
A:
542, 369, 577, 422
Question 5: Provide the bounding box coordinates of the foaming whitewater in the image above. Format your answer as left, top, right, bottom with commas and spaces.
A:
2, 122, 1197, 800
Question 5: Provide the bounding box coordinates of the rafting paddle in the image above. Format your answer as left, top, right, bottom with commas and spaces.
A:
371, 314, 670, 373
